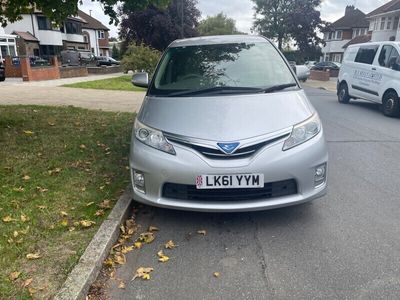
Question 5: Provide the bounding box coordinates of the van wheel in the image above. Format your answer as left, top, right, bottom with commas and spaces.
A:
382, 91, 400, 117
338, 83, 350, 104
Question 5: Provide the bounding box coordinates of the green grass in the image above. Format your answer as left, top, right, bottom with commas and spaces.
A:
0, 105, 135, 299
63, 75, 146, 92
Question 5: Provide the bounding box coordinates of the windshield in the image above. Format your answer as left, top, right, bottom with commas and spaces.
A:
149, 41, 297, 96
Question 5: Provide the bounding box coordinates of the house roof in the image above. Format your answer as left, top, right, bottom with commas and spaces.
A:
12, 31, 39, 42
367, 0, 400, 18
77, 10, 109, 31
327, 6, 369, 30
342, 34, 372, 49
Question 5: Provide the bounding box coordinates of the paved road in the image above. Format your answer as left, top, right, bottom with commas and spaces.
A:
104, 87, 400, 300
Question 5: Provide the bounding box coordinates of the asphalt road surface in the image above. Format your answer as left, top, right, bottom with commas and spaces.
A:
104, 87, 400, 300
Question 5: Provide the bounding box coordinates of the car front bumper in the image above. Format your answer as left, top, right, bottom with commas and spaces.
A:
129, 131, 328, 212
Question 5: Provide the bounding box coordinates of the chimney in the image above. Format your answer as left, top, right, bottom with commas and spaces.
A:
345, 5, 355, 15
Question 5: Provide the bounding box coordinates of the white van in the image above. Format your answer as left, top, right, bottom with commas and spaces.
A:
338, 41, 400, 117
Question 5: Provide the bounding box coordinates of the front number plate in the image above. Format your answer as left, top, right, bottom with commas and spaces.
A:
196, 174, 264, 189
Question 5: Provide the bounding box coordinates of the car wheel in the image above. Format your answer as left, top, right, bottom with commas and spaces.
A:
382, 91, 400, 117
338, 82, 350, 104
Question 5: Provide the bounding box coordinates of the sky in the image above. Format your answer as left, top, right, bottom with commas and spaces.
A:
80, 0, 392, 38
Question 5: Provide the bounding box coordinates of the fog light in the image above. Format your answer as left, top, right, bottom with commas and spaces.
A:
133, 170, 146, 193
314, 163, 327, 187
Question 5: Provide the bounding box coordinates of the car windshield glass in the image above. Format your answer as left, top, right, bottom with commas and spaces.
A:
150, 41, 297, 96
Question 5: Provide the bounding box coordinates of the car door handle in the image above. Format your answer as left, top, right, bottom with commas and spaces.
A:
372, 67, 377, 71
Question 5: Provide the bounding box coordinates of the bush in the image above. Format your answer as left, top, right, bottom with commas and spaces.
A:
121, 43, 161, 74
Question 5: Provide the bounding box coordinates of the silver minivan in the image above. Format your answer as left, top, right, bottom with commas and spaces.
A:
130, 35, 328, 212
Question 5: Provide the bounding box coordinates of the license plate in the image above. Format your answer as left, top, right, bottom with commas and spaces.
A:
196, 174, 264, 189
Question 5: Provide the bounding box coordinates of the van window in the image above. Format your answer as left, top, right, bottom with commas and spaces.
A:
378, 45, 400, 69
343, 47, 358, 62
355, 46, 379, 65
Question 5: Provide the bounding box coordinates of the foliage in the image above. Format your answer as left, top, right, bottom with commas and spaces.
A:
0, 105, 133, 298
64, 75, 146, 91
283, 47, 322, 64
119, 0, 200, 51
198, 12, 241, 36
111, 44, 121, 60
121, 43, 161, 74
0, 0, 170, 27
252, 0, 326, 51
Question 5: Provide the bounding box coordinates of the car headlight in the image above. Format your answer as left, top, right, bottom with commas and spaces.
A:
134, 119, 176, 155
283, 114, 321, 151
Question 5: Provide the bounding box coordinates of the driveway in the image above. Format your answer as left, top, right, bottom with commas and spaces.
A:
101, 87, 400, 299
0, 74, 145, 113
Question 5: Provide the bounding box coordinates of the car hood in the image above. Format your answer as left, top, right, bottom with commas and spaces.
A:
138, 89, 314, 141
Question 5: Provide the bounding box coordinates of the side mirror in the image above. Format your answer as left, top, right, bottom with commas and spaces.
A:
132, 72, 149, 88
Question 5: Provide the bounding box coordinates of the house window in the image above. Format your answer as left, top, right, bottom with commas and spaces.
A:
65, 22, 82, 34
97, 30, 105, 39
381, 17, 386, 30
374, 18, 378, 30
394, 16, 400, 29
336, 30, 342, 40
37, 16, 52, 30
387, 17, 392, 29
369, 20, 374, 31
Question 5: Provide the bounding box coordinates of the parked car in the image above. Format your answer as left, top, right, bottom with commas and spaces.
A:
95, 56, 112, 67
107, 57, 120, 65
0, 61, 5, 82
305, 61, 317, 69
312, 61, 341, 71
296, 65, 311, 82
338, 41, 400, 117
129, 35, 328, 212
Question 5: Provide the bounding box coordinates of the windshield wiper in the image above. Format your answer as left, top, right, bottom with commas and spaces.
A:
258, 83, 298, 94
165, 86, 261, 97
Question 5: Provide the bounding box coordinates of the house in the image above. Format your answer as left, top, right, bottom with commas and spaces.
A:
0, 27, 18, 61
367, 0, 400, 42
77, 10, 110, 57
2, 10, 110, 57
321, 5, 369, 62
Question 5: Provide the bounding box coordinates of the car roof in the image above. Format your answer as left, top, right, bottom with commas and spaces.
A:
348, 41, 400, 49
169, 35, 269, 48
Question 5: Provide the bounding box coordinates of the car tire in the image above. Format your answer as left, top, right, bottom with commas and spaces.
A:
382, 91, 400, 117
338, 82, 350, 104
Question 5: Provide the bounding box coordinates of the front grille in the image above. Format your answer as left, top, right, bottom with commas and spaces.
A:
162, 179, 297, 201
167, 134, 289, 160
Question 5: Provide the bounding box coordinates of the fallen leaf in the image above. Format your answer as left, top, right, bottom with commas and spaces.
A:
80, 220, 95, 228
79, 144, 87, 149
60, 219, 68, 227
20, 214, 29, 222
9, 271, 21, 281
13, 231, 19, 238
23, 130, 34, 136
148, 226, 159, 232
139, 232, 155, 244
95, 209, 105, 216
132, 267, 154, 281
48, 168, 61, 175
157, 250, 170, 263
37, 205, 47, 210
134, 242, 143, 249
86, 202, 94, 207
118, 280, 125, 289
60, 211, 68, 217
22, 175, 30, 181
68, 227, 75, 232
22, 278, 33, 288
104, 258, 114, 267
114, 253, 126, 265
98, 200, 111, 209
20, 226, 30, 235
213, 272, 220, 278
197, 230, 207, 236
36, 187, 48, 193
121, 245, 134, 254
28, 287, 36, 296
164, 240, 176, 249
47, 117, 56, 126
26, 252, 41, 260
13, 187, 25, 192
120, 224, 126, 234
2, 215, 14, 222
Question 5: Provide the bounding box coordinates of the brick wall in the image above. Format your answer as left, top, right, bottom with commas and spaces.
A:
4, 56, 22, 77
87, 65, 122, 74
20, 57, 60, 81
59, 66, 88, 78
310, 70, 330, 81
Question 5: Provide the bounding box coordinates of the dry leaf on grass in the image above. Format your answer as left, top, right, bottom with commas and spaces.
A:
36, 186, 48, 193
9, 271, 21, 281
86, 202, 94, 207
22, 175, 30, 181
80, 220, 95, 228
132, 267, 154, 281
26, 252, 41, 260
37, 205, 47, 210
79, 144, 87, 149
164, 240, 176, 249
60, 211, 68, 217
60, 219, 69, 227
98, 200, 111, 209
95, 209, 105, 216
22, 278, 33, 288
47, 117, 56, 126
2, 215, 14, 222
157, 250, 170, 263
20, 214, 29, 222
197, 230, 207, 236
23, 130, 34, 136
13, 187, 25, 192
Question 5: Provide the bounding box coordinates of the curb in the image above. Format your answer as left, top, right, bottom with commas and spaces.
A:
54, 186, 133, 300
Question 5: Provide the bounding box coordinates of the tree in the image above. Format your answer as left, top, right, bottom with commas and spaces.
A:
119, 0, 200, 51
111, 44, 120, 59
197, 13, 241, 36
0, 0, 170, 26
121, 43, 161, 74
252, 0, 325, 51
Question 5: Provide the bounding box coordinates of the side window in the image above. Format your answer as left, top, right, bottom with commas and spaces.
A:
378, 45, 400, 69
343, 47, 358, 62
355, 46, 379, 65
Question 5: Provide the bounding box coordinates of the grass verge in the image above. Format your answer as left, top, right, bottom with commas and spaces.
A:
63, 75, 146, 92
0, 105, 135, 299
